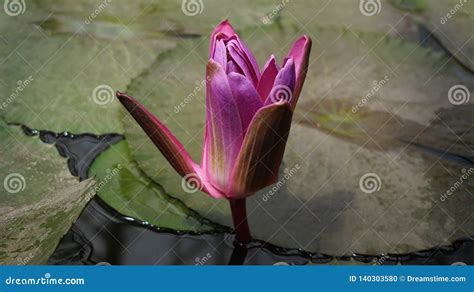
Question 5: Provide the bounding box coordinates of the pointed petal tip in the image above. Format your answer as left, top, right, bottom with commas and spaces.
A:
210, 19, 236, 57
284, 56, 295, 67
115, 92, 141, 113
213, 19, 236, 36
302, 35, 312, 52
257, 55, 280, 102
219, 19, 230, 25
293, 35, 312, 48
116, 92, 199, 180
266, 55, 278, 69
292, 35, 312, 54
286, 35, 312, 108
116, 91, 132, 105
268, 54, 277, 64
116, 91, 137, 103
116, 91, 129, 99
301, 35, 312, 43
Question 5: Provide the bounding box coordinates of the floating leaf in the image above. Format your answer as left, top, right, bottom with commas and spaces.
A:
88, 140, 224, 232
30, 0, 278, 36
122, 22, 473, 254
279, 0, 419, 39
0, 5, 175, 133
390, 0, 474, 71
0, 121, 96, 264
390, 0, 427, 12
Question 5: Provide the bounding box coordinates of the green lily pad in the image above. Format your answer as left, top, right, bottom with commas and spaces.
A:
122, 21, 473, 254
0, 5, 175, 134
88, 139, 224, 232
0, 120, 96, 264
390, 0, 427, 12
278, 0, 419, 39
280, 0, 473, 71
390, 0, 474, 71
30, 0, 278, 36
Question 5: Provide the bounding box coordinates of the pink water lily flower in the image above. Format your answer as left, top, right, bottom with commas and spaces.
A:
117, 20, 311, 243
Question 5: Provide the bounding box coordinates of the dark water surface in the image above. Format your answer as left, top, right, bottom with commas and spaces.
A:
49, 196, 474, 265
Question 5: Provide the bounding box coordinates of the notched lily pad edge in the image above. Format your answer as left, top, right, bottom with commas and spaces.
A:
125, 155, 231, 233
5, 102, 473, 265
10, 122, 229, 233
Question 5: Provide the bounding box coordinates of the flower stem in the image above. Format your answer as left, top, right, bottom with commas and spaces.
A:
229, 198, 252, 244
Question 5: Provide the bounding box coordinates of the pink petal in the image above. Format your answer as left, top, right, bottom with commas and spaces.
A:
235, 38, 261, 82
227, 40, 260, 87
209, 19, 236, 58
116, 92, 197, 177
257, 55, 279, 101
227, 60, 243, 74
213, 39, 227, 69
226, 102, 293, 198
264, 58, 296, 106
117, 92, 225, 199
227, 72, 263, 131
285, 35, 312, 108
202, 60, 244, 191
192, 166, 226, 198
